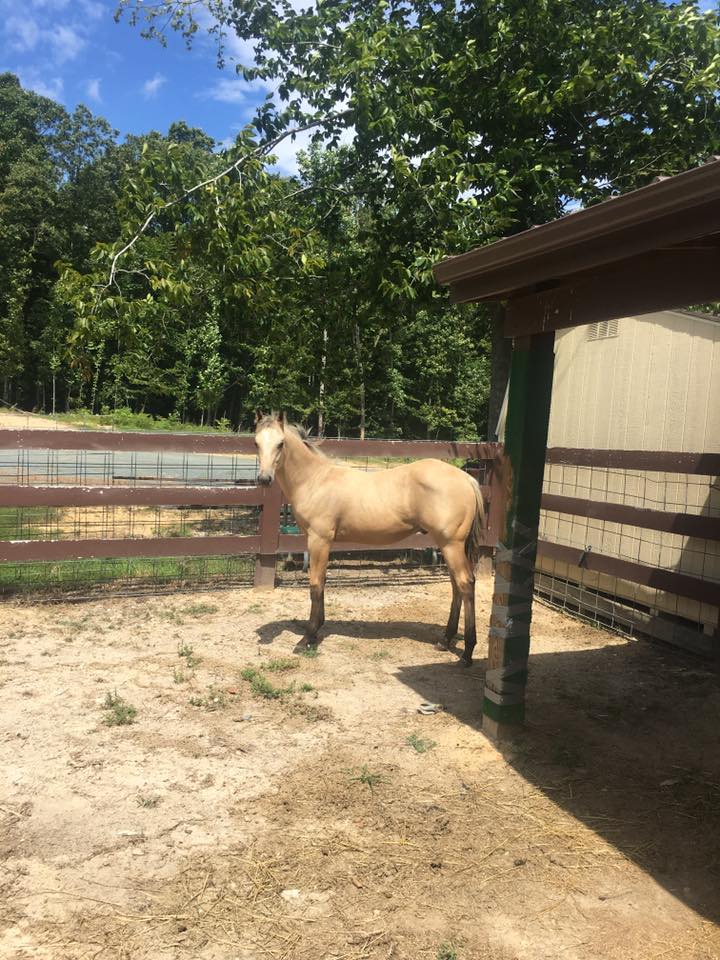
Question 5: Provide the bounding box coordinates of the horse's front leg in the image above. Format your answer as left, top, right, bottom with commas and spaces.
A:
302, 532, 330, 646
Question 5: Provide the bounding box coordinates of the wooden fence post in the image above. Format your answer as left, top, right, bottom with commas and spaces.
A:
254, 483, 283, 589
487, 450, 508, 546
484, 332, 555, 739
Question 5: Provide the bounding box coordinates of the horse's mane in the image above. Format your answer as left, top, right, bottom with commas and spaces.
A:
256, 415, 325, 457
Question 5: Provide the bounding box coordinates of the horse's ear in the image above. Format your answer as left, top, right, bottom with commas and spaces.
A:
254, 409, 263, 425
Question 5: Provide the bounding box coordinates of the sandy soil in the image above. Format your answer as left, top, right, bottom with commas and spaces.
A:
0, 411, 80, 432
1, 576, 719, 960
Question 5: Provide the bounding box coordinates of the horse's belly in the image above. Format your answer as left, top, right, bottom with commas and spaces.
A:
334, 518, 416, 545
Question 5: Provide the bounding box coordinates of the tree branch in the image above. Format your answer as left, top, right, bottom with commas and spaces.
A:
99, 110, 351, 298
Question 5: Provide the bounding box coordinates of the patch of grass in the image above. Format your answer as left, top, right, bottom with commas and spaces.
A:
0, 506, 61, 542
173, 667, 189, 684
102, 690, 137, 726
437, 943, 458, 960
49, 407, 236, 434
406, 733, 437, 754
299, 682, 314, 693
347, 765, 387, 792
183, 602, 219, 617
0, 555, 254, 597
189, 684, 227, 711
240, 667, 287, 700
371, 649, 390, 660
177, 641, 201, 670
136, 794, 161, 808
264, 657, 300, 673
159, 608, 185, 625
298, 645, 319, 659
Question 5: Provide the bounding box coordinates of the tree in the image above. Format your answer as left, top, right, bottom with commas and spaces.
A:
118, 0, 720, 433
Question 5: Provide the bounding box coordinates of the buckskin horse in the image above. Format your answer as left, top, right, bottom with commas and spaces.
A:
254, 412, 485, 665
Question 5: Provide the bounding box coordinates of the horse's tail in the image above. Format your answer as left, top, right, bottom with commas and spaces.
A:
464, 475, 486, 572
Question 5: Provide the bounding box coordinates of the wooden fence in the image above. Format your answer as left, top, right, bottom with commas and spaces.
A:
1, 429, 717, 648
0, 430, 505, 588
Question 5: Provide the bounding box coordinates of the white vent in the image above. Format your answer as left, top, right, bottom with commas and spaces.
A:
587, 319, 619, 341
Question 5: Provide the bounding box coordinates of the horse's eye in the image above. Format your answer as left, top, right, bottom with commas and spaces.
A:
278, 441, 285, 449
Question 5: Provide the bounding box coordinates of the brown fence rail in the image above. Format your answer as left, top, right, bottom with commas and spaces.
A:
0, 430, 504, 590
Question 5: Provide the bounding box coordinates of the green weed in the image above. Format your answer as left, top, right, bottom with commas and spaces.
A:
102, 690, 137, 726
240, 667, 286, 700
437, 944, 458, 960
177, 641, 201, 670
298, 645, 319, 659
264, 657, 300, 673
189, 684, 227, 711
136, 794, 161, 808
183, 602, 219, 617
407, 733, 437, 754
347, 765, 387, 792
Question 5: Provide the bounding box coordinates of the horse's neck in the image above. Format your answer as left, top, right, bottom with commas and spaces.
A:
276, 431, 322, 503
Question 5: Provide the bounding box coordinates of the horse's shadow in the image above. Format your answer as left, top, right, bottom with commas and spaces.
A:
255, 617, 464, 658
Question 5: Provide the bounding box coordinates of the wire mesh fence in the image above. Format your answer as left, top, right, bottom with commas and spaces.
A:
537, 462, 720, 655
0, 434, 497, 600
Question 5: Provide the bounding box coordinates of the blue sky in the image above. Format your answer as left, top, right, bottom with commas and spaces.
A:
0, 0, 310, 172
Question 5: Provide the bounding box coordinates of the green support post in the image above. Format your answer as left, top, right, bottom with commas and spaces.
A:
483, 332, 555, 739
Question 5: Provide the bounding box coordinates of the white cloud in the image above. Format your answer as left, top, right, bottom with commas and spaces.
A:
85, 77, 101, 102
29, 0, 72, 9
142, 72, 167, 99
6, 16, 41, 52
79, 0, 104, 19
203, 76, 248, 104
5, 14, 85, 63
50, 23, 85, 63
18, 70, 64, 101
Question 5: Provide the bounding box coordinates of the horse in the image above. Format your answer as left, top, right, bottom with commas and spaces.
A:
254, 411, 485, 665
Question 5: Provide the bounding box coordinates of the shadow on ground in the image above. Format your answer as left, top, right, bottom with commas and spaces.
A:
256, 617, 464, 652
396, 638, 720, 924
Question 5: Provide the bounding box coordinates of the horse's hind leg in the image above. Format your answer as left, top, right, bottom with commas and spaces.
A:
302, 532, 330, 646
436, 577, 461, 651
440, 542, 476, 666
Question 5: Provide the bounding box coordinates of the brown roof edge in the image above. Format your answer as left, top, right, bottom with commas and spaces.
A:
433, 158, 720, 287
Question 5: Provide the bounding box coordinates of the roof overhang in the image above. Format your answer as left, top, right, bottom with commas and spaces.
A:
433, 159, 720, 337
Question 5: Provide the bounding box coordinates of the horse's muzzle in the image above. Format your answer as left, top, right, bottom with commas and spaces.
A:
257, 473, 273, 487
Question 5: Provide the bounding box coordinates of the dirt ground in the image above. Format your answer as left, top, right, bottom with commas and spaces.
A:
0, 411, 79, 431
1, 575, 719, 960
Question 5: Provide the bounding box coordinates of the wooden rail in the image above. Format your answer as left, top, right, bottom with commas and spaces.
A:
0, 430, 504, 587
1, 433, 717, 606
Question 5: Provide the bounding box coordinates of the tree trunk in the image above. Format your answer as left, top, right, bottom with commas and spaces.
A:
317, 326, 328, 438
488, 304, 512, 441
353, 324, 366, 441
359, 381, 366, 441
52, 375, 56, 415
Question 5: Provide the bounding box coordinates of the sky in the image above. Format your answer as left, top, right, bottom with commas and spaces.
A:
0, 0, 312, 175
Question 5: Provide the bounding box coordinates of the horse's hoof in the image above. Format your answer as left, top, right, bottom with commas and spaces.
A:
435, 640, 451, 652
461, 656, 472, 668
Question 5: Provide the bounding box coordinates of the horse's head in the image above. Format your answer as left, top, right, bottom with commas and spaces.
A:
254, 410, 286, 486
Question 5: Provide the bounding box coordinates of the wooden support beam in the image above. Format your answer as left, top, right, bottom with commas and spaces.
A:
505, 248, 720, 337
484, 332, 555, 739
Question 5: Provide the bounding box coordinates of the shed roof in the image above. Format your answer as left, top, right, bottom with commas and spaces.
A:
433, 159, 720, 333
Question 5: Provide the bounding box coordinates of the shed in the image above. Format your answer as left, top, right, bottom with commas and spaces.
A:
433, 159, 720, 739
497, 309, 720, 654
